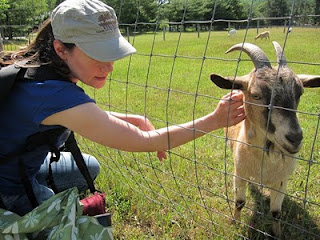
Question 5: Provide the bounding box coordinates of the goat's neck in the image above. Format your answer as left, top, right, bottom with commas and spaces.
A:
244, 119, 269, 147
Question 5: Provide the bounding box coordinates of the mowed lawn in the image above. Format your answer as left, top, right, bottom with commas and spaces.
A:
5, 27, 319, 239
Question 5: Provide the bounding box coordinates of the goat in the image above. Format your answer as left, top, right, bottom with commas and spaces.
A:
228, 29, 237, 37
210, 42, 320, 237
255, 31, 270, 40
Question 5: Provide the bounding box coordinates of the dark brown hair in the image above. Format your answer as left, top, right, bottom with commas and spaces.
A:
0, 18, 74, 79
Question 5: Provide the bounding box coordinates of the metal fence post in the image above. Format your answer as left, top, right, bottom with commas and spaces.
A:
0, 29, 3, 56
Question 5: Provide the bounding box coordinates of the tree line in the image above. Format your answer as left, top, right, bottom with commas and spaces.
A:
0, 0, 319, 39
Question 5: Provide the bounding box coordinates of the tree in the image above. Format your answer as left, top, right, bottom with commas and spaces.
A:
203, 0, 246, 30
315, 0, 320, 25
241, 0, 267, 18
158, 0, 207, 31
160, 0, 246, 31
266, 0, 290, 25
0, 0, 48, 39
157, 0, 169, 5
105, 0, 157, 23
0, 0, 10, 24
104, 0, 158, 32
293, 0, 315, 25
0, 0, 9, 11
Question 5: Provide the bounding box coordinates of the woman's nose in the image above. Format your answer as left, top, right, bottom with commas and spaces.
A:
100, 62, 114, 73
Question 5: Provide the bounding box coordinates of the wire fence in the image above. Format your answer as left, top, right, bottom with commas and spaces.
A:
95, 2, 320, 238
1, 0, 320, 239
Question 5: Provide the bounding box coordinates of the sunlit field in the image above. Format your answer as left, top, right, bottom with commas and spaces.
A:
75, 27, 320, 239
78, 27, 320, 239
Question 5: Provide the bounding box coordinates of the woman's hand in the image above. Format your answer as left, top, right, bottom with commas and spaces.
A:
213, 91, 245, 129
138, 117, 167, 162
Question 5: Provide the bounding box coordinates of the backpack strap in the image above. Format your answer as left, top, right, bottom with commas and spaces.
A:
0, 194, 5, 209
24, 128, 66, 208
18, 157, 39, 208
64, 132, 97, 194
23, 65, 68, 82
0, 64, 27, 102
0, 64, 67, 104
23, 127, 66, 197
46, 131, 97, 194
0, 127, 66, 165
24, 128, 98, 195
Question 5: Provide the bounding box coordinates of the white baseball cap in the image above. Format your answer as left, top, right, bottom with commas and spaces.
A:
51, 0, 136, 62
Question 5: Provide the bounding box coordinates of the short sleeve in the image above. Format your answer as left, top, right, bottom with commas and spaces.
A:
32, 80, 96, 126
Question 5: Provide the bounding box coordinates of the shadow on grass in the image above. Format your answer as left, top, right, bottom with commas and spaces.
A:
240, 184, 320, 240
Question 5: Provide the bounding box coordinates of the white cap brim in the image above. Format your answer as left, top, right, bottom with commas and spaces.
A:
76, 35, 136, 62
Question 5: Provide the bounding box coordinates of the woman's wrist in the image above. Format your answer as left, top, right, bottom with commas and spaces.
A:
202, 111, 220, 133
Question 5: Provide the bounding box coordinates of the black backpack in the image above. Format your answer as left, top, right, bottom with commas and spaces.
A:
0, 64, 97, 208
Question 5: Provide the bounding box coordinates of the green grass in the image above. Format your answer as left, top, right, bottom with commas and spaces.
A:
77, 27, 320, 239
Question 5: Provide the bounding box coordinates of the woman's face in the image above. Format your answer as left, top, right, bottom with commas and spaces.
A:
55, 41, 114, 89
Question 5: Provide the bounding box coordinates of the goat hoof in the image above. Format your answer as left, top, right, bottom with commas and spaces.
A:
233, 209, 241, 222
271, 221, 281, 237
231, 217, 240, 225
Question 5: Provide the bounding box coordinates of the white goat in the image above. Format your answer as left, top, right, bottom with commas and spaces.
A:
255, 31, 270, 40
210, 42, 320, 237
228, 29, 237, 37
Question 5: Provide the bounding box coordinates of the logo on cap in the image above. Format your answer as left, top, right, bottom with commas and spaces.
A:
97, 13, 117, 32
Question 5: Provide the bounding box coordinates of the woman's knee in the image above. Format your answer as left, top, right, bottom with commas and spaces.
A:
82, 153, 100, 180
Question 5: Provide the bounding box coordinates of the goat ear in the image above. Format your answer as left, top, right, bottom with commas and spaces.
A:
297, 74, 320, 88
210, 74, 246, 90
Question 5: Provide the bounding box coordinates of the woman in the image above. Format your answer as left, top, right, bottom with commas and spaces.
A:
0, 0, 245, 216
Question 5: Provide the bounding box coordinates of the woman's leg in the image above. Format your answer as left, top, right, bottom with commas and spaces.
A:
0, 152, 99, 216
0, 181, 54, 216
36, 152, 100, 193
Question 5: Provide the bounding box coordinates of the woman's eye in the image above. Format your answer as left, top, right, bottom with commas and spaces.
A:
252, 94, 262, 100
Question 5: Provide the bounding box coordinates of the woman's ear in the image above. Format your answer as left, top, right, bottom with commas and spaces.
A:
53, 40, 68, 60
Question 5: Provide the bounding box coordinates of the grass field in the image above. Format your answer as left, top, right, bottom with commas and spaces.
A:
5, 27, 319, 239
77, 27, 320, 239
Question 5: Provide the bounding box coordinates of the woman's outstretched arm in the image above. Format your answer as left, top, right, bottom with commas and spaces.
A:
42, 91, 245, 153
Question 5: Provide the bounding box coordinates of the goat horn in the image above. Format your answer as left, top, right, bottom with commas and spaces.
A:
225, 43, 272, 70
272, 41, 287, 67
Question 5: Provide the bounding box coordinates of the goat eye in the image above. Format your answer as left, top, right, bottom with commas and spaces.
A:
252, 94, 262, 100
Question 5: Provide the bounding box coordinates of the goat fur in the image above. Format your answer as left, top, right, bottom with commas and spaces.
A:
228, 29, 237, 37
210, 42, 320, 237
255, 31, 270, 40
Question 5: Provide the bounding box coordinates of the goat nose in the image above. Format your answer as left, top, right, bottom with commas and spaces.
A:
285, 130, 303, 148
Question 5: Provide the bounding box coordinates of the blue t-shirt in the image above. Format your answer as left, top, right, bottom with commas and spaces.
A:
0, 77, 95, 194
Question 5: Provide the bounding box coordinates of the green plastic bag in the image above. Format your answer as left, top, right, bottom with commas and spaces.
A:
0, 188, 113, 240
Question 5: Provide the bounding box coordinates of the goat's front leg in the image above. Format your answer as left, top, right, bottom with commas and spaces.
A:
269, 180, 287, 237
233, 175, 247, 222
